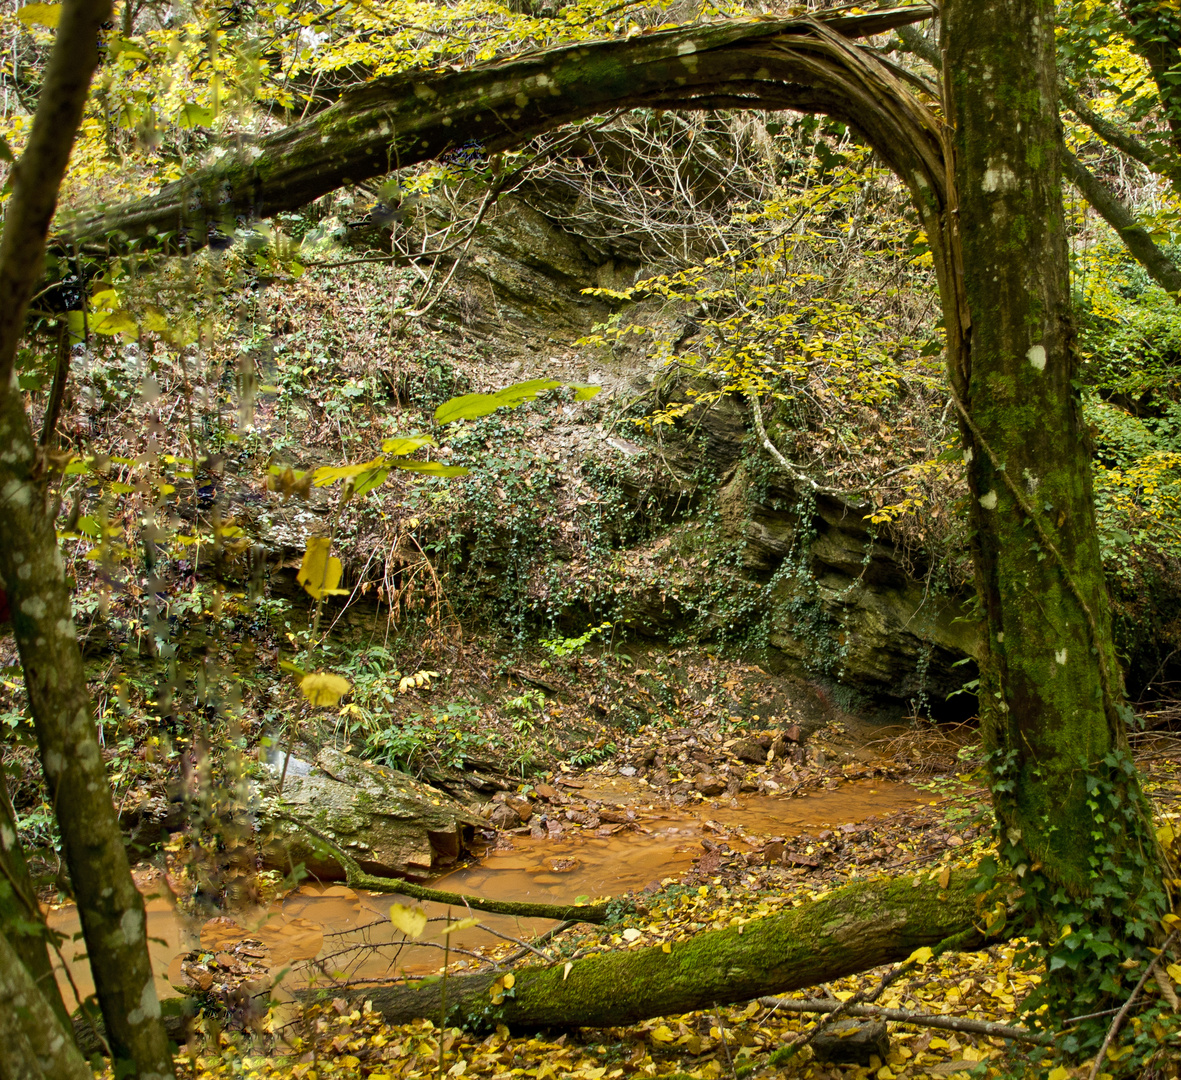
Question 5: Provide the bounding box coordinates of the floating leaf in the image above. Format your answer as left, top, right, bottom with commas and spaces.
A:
437, 916, 481, 936
389, 903, 428, 940
176, 102, 214, 128
299, 672, 352, 708
89, 309, 139, 337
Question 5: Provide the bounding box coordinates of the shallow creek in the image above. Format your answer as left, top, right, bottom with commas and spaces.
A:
48, 778, 932, 1000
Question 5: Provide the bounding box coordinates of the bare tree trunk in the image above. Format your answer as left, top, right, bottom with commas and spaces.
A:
0, 0, 176, 1075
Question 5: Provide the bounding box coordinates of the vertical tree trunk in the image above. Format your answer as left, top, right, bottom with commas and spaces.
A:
0, 0, 176, 1075
0, 768, 71, 1034
943, 0, 1167, 1014
0, 927, 92, 1080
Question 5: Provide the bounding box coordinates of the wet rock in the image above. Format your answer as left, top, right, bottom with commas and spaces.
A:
731, 738, 769, 765
488, 802, 522, 829
810, 1019, 890, 1065
694, 774, 727, 797
257, 748, 482, 880
504, 796, 533, 822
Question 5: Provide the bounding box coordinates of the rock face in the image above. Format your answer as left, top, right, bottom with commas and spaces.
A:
258, 748, 483, 881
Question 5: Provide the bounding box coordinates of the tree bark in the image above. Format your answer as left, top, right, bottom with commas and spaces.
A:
0, 928, 92, 1080
347, 872, 987, 1028
0, 769, 71, 1035
944, 0, 1165, 1000
62, 7, 942, 253
0, 0, 177, 1075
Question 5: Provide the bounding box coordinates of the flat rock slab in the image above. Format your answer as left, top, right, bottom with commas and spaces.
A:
810, 1019, 890, 1065
258, 748, 483, 881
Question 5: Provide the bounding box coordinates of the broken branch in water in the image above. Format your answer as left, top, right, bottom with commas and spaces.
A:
282, 815, 616, 924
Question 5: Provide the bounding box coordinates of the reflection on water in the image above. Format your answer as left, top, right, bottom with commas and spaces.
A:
47, 778, 931, 999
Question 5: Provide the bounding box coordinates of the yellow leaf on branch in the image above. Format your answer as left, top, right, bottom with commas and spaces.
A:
297, 536, 345, 598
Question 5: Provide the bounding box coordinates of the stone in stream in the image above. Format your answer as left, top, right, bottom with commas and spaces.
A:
257, 748, 483, 880
694, 774, 727, 797
810, 1019, 891, 1065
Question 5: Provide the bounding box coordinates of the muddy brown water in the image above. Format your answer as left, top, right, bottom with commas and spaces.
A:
47, 778, 932, 1001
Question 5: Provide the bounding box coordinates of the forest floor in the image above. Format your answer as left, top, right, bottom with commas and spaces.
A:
73, 717, 1181, 1080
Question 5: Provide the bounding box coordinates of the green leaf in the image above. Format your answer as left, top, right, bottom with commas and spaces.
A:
434, 379, 602, 424
391, 461, 469, 476
380, 435, 436, 456
176, 103, 214, 129
312, 458, 385, 487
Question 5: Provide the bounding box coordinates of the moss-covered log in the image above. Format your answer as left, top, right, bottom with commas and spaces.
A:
352, 871, 989, 1029
64, 7, 940, 254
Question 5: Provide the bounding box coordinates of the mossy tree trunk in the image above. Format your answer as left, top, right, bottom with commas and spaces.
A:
943, 0, 1167, 1015
0, 0, 177, 1076
0, 769, 71, 1036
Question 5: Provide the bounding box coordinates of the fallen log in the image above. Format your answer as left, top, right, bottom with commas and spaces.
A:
350, 869, 995, 1029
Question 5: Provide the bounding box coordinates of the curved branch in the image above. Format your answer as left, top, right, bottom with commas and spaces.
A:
62, 7, 942, 255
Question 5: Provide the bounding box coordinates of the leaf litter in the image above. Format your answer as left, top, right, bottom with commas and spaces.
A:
92, 734, 1181, 1080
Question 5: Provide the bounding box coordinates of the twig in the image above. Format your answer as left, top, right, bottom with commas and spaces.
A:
757, 997, 1052, 1045
770, 954, 912, 1060
713, 1002, 739, 1080
501, 920, 576, 966
476, 923, 556, 963
1086, 929, 1180, 1080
